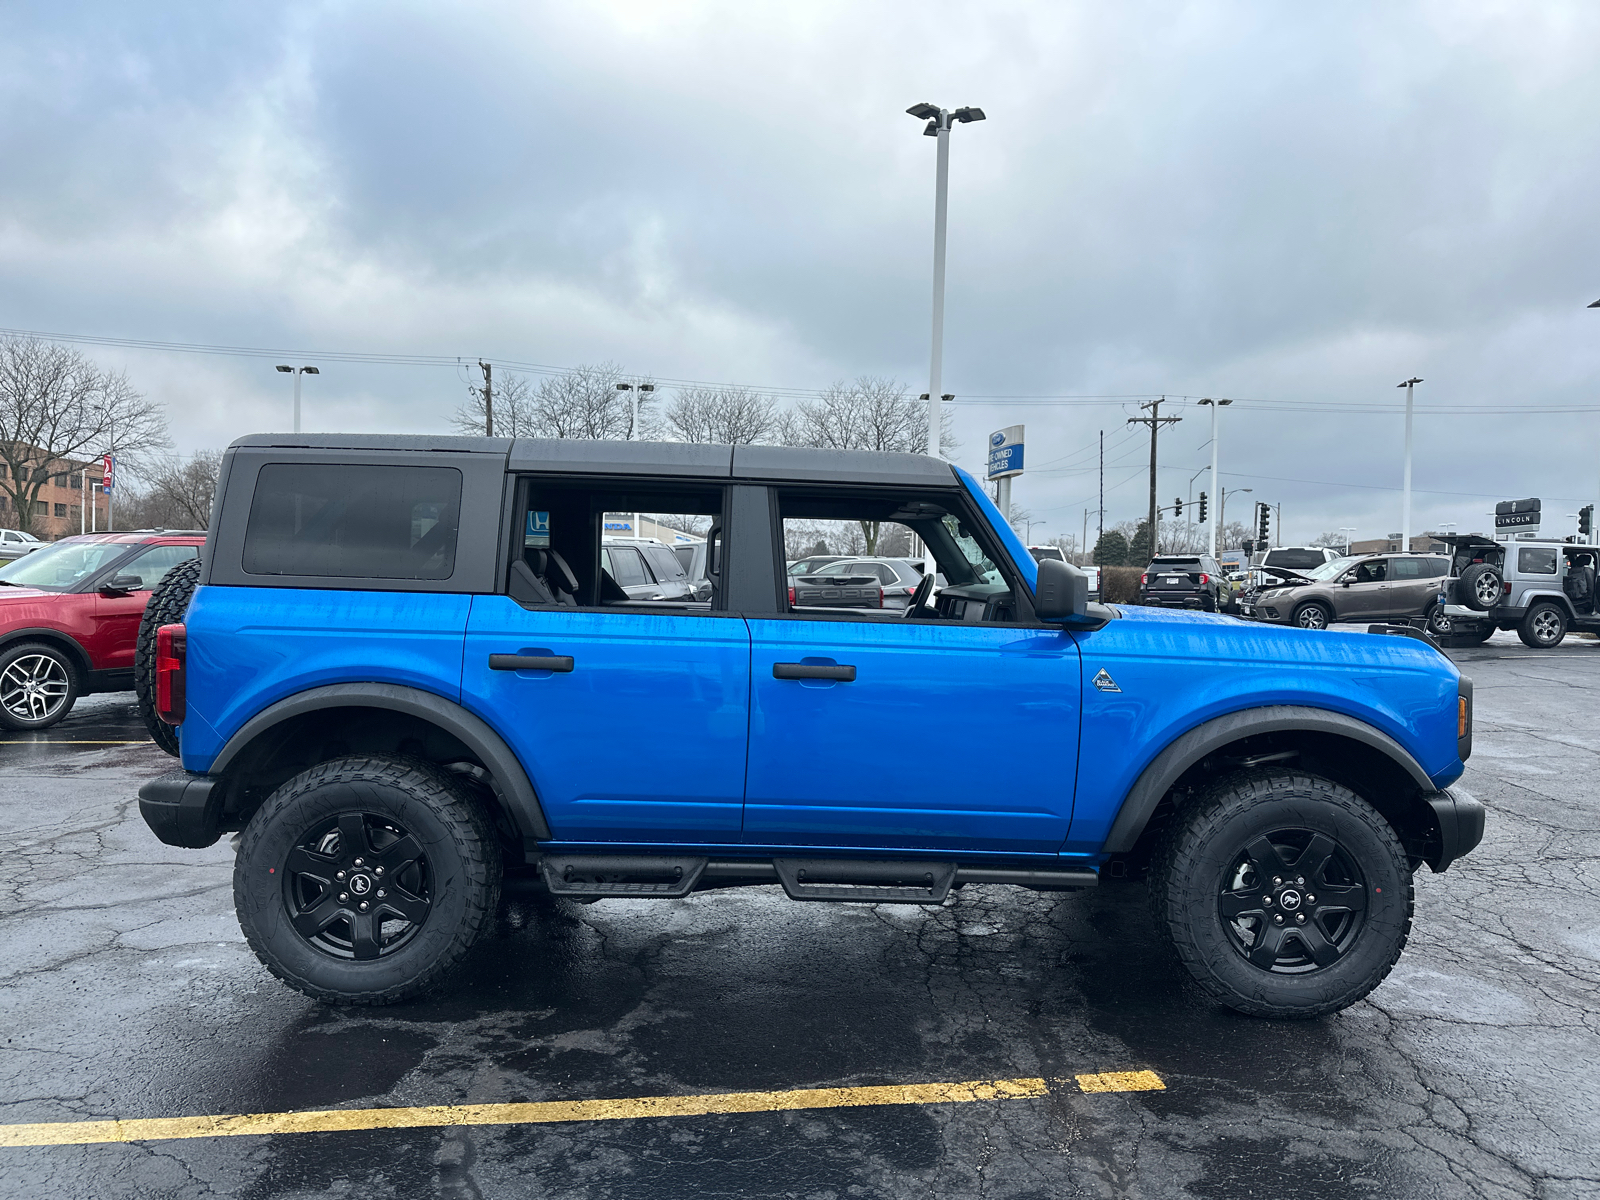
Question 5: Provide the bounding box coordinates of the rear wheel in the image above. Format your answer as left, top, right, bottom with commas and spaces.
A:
135, 557, 203, 757
1426, 603, 1452, 636
1293, 602, 1332, 630
0, 642, 78, 731
1518, 602, 1567, 649
1150, 769, 1412, 1018
1459, 563, 1503, 611
235, 756, 501, 1005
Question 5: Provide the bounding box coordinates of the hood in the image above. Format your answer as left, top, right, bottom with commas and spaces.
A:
0, 585, 56, 601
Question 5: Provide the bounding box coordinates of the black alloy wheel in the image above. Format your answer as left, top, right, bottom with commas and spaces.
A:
235, 756, 501, 1005
282, 812, 433, 961
1217, 830, 1367, 973
1151, 769, 1412, 1018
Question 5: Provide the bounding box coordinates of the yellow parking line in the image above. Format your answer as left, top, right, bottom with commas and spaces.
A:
0, 1072, 1163, 1148
1075, 1070, 1166, 1093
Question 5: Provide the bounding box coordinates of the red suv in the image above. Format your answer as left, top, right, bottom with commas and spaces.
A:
0, 532, 204, 732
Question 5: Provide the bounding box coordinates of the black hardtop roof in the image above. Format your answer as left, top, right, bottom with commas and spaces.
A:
230, 434, 961, 488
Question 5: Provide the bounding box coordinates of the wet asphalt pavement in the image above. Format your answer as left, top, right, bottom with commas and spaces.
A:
1, 635, 1598, 1199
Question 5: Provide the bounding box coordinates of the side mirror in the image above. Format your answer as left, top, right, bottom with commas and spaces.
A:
1034, 558, 1088, 622
101, 574, 144, 594
1341, 576, 1354, 587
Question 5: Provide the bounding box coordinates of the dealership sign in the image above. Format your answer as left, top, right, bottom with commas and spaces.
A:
987, 425, 1024, 480
1494, 497, 1540, 535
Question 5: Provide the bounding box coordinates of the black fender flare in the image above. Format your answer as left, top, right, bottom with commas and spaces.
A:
1103, 704, 1435, 853
210, 682, 552, 840
0, 627, 93, 682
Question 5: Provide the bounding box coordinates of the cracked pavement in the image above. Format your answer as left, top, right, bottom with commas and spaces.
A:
1, 634, 1597, 1199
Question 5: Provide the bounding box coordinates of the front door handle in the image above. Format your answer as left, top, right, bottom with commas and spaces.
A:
489, 654, 575, 673
773, 662, 856, 682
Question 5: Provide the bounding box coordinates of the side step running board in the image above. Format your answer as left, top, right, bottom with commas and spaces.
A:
539, 855, 708, 898
773, 859, 957, 904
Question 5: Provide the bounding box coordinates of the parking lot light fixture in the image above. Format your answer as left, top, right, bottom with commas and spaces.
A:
275, 365, 319, 434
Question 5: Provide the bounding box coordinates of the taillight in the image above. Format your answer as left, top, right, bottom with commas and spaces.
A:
1199, 573, 1209, 584
1504, 583, 1511, 594
155, 623, 186, 725
1140, 573, 1148, 585
876, 586, 884, 608
788, 585, 795, 607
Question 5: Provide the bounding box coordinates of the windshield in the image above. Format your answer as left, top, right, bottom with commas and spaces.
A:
1299, 556, 1355, 582
0, 539, 127, 591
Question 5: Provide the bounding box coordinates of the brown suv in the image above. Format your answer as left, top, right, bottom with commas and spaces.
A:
1253, 553, 1451, 631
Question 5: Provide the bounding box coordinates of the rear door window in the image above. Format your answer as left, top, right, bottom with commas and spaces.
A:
1391, 558, 1425, 580
117, 544, 199, 589
608, 546, 649, 588
242, 464, 461, 580
1518, 547, 1558, 575
643, 545, 687, 582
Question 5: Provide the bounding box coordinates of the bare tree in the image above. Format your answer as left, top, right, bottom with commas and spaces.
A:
780, 377, 955, 554
520, 363, 653, 440
451, 372, 539, 437
662, 385, 780, 445
118, 451, 223, 530
0, 337, 169, 536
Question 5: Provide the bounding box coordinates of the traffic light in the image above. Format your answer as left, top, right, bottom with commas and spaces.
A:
1257, 503, 1270, 543
1173, 496, 1183, 519
1581, 505, 1594, 538
1197, 492, 1208, 523
1242, 540, 1255, 557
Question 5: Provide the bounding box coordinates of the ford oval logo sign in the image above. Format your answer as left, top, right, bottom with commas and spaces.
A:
991, 431, 1006, 446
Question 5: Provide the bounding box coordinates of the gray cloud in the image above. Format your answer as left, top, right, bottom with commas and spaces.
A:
2, 0, 1598, 543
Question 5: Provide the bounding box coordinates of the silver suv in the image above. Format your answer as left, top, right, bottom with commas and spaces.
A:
1439, 535, 1599, 648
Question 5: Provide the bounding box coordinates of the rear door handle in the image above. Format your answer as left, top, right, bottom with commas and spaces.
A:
773, 662, 856, 682
489, 654, 575, 673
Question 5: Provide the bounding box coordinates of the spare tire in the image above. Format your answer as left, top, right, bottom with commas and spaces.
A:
135, 556, 203, 757
1458, 562, 1503, 612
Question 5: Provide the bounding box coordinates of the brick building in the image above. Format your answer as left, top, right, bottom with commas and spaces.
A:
0, 449, 111, 540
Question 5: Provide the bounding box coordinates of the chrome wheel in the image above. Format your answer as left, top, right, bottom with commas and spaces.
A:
1427, 606, 1451, 634
1532, 610, 1562, 643
0, 652, 70, 724
1472, 572, 1502, 607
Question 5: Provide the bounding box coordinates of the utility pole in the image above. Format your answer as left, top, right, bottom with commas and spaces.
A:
1127, 398, 1180, 559
1082, 508, 1089, 565
1398, 377, 1422, 550
1097, 430, 1104, 539
479, 361, 493, 437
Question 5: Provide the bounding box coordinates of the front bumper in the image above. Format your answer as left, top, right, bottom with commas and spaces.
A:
138, 770, 224, 849
1421, 787, 1486, 873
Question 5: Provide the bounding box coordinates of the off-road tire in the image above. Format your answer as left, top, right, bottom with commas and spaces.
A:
1149, 769, 1413, 1019
1292, 602, 1332, 630
134, 557, 203, 757
1518, 601, 1567, 649
235, 755, 502, 1005
1459, 563, 1503, 612
0, 641, 79, 732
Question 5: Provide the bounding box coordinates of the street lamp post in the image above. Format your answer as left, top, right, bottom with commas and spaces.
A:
614, 382, 656, 441
1197, 398, 1232, 557
1219, 486, 1252, 551
906, 102, 984, 461
1589, 300, 1599, 520
1338, 526, 1356, 556
275, 365, 320, 434
1397, 377, 1422, 550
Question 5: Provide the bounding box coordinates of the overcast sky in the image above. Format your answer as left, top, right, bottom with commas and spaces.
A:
4, 1, 1599, 545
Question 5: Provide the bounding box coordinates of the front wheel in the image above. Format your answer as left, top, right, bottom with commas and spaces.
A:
1518, 602, 1567, 649
235, 756, 502, 1005
1150, 770, 1412, 1018
1292, 602, 1332, 630
0, 641, 79, 731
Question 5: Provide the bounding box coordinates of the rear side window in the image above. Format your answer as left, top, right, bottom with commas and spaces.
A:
643, 545, 687, 581
1518, 547, 1558, 575
606, 546, 649, 587
243, 464, 462, 580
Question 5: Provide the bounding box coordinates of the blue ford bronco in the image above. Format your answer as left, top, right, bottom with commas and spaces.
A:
136, 434, 1483, 1018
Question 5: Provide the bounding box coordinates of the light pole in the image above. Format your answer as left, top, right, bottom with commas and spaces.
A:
906, 101, 984, 462
1588, 299, 1599, 520
614, 383, 656, 441
1197, 398, 1232, 557
1337, 526, 1356, 556
275, 365, 320, 434
1397, 377, 1422, 550
1219, 486, 1252, 551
